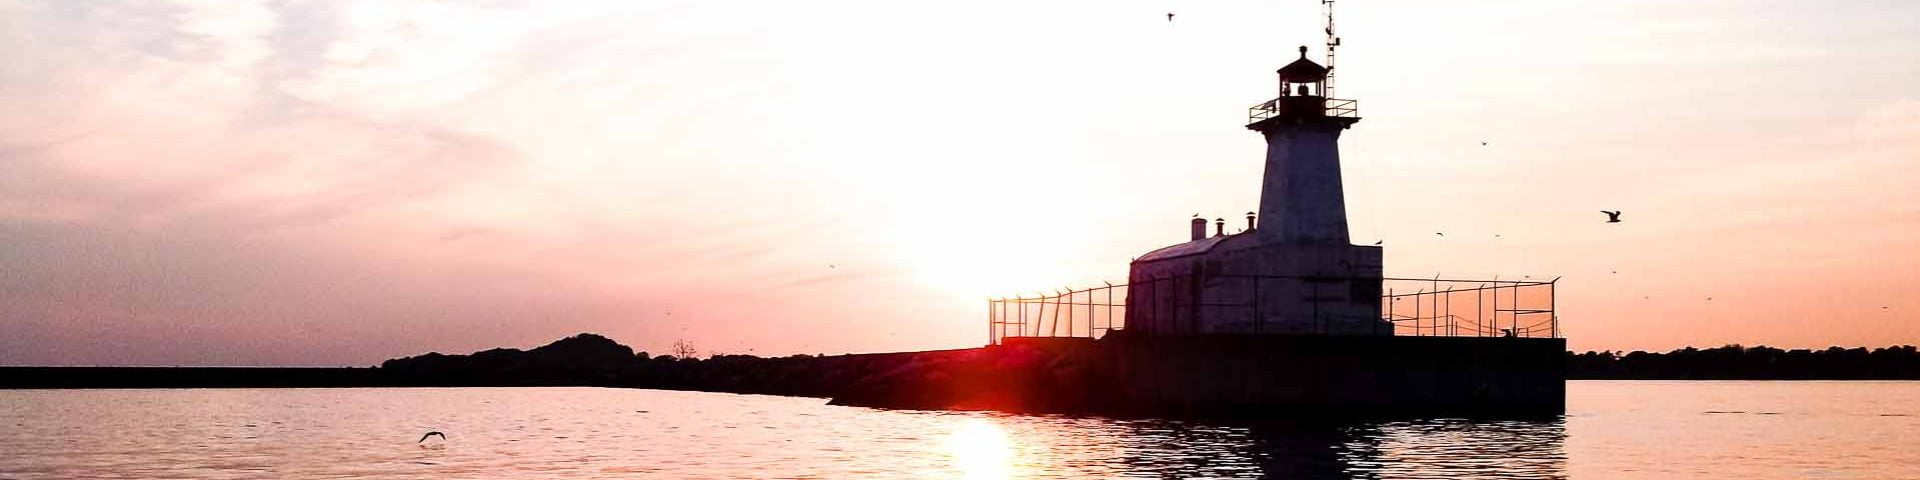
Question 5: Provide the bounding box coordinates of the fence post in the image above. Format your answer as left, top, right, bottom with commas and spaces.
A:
1107, 284, 1116, 333
1385, 287, 1393, 335
1036, 296, 1045, 337
1550, 279, 1559, 338
1051, 290, 1062, 337
1059, 290, 1068, 337
1018, 296, 1027, 337
1085, 289, 1093, 337
1509, 283, 1517, 338
1414, 288, 1422, 337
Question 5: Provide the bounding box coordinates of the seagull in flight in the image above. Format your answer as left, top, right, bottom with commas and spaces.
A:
419, 431, 446, 443
1602, 210, 1623, 223
1167, 12, 1174, 22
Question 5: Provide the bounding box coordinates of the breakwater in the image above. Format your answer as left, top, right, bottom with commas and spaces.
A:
9, 333, 1917, 416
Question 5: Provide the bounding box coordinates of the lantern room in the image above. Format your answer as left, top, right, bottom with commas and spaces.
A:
1277, 46, 1329, 98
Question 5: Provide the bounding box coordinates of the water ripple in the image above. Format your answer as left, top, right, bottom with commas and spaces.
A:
1, 383, 1916, 479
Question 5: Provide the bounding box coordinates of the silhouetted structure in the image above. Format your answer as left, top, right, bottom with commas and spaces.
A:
5, 334, 1918, 404
937, 33, 1572, 417
947, 6, 1579, 417
1120, 45, 1382, 336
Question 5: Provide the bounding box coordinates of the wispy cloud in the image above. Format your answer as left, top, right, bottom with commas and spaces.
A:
3, 0, 1919, 364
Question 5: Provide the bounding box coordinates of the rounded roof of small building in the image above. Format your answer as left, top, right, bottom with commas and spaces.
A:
1133, 231, 1259, 263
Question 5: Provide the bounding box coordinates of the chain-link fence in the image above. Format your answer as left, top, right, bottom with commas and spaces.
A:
988, 275, 1557, 345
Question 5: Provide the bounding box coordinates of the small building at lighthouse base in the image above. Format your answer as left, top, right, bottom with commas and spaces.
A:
1125, 233, 1388, 336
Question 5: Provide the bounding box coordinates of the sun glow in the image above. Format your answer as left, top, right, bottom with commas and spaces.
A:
896, 226, 1078, 300
881, 166, 1113, 301
945, 418, 1015, 480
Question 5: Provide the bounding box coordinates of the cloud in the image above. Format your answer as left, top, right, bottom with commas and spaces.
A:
0, 0, 964, 365
8, 0, 1917, 364
0, 1, 560, 365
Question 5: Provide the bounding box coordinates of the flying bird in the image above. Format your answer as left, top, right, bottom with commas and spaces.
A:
1435, 232, 1445, 237
1602, 210, 1623, 223
419, 431, 446, 443
1480, 141, 1487, 146
1167, 12, 1174, 22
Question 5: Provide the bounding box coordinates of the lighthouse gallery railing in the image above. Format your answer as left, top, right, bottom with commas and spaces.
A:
1248, 97, 1359, 124
987, 274, 1558, 346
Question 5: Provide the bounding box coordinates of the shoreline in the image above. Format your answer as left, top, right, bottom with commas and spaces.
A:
8, 337, 1917, 392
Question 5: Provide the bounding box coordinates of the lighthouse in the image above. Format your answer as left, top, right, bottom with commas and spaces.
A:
1123, 45, 1386, 336
963, 3, 1567, 419
1253, 46, 1359, 245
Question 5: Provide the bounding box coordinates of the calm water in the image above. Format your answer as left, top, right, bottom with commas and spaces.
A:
1, 381, 1916, 479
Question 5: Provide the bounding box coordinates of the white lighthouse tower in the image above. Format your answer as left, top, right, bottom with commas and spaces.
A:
1124, 45, 1386, 336
1254, 45, 1357, 245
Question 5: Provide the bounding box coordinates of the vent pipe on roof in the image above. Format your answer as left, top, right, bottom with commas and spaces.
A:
1246, 211, 1256, 232
1214, 218, 1226, 237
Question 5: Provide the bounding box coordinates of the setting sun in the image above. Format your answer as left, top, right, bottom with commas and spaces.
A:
946, 418, 1015, 480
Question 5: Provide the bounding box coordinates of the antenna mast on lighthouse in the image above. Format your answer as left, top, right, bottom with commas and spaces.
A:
1321, 0, 1342, 99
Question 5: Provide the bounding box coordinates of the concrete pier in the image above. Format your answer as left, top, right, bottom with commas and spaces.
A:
829, 332, 1565, 418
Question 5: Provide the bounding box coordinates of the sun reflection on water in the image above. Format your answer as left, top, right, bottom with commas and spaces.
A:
945, 418, 1014, 480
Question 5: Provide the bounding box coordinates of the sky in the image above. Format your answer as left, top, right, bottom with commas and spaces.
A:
2, 0, 1917, 366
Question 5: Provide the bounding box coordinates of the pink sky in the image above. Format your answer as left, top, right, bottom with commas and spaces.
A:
2, 0, 1917, 365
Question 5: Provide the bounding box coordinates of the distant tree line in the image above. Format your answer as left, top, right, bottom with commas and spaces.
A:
374, 333, 925, 397
1567, 344, 1920, 379
13, 335, 1920, 391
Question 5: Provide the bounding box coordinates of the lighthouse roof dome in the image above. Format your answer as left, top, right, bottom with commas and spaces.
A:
1277, 46, 1328, 82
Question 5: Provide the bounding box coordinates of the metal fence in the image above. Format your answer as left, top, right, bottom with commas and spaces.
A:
988, 275, 1557, 345
986, 283, 1129, 346
1247, 97, 1360, 123
1383, 277, 1559, 339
